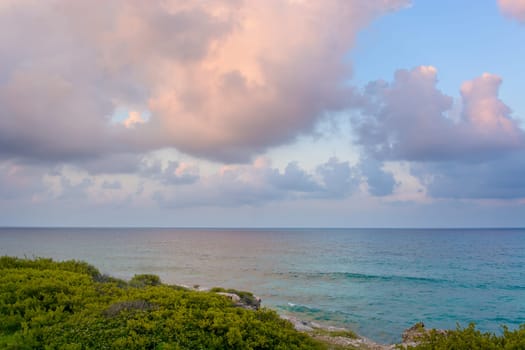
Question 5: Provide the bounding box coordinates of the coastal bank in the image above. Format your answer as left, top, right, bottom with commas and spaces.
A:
1, 256, 524, 349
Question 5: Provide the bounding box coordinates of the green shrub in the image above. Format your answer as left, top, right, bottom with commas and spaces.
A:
406, 323, 525, 350
0, 256, 324, 350
129, 274, 162, 287
0, 256, 101, 279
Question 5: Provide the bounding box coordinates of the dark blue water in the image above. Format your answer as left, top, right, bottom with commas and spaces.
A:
1, 227, 524, 343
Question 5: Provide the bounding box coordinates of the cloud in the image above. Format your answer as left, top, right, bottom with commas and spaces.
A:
152, 159, 288, 208
101, 180, 122, 190
79, 154, 144, 175
316, 157, 360, 198
58, 177, 93, 201
359, 157, 397, 196
0, 69, 114, 161
354, 67, 524, 162
353, 66, 525, 201
412, 152, 525, 199
0, 0, 408, 163
0, 153, 388, 210
0, 162, 49, 200
153, 156, 361, 208
144, 160, 200, 185
269, 161, 321, 192
498, 0, 525, 23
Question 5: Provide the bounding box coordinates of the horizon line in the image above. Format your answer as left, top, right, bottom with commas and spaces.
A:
0, 226, 524, 230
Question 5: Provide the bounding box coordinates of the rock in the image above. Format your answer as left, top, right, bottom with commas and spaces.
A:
399, 322, 448, 348
402, 322, 426, 343
216, 292, 241, 303
251, 295, 262, 310
215, 292, 262, 310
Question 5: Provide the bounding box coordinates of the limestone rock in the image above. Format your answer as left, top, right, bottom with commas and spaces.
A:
216, 292, 241, 303
402, 322, 427, 343
215, 292, 261, 310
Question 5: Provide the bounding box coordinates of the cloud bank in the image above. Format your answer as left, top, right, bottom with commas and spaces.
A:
355, 67, 524, 162
0, 0, 408, 163
412, 153, 525, 199
352, 66, 525, 201
152, 157, 364, 208
1, 1, 524, 226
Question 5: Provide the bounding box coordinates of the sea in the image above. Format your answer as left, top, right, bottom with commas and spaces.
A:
1, 227, 524, 344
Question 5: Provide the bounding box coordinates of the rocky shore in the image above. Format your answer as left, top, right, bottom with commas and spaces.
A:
196, 285, 439, 349
280, 316, 437, 349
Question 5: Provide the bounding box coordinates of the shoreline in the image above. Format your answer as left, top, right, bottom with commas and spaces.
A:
279, 314, 440, 350
280, 314, 394, 349
3, 227, 523, 345
190, 284, 418, 349
4, 256, 524, 349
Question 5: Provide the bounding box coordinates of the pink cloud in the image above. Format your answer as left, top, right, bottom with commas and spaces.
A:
460, 73, 523, 148
0, 0, 408, 163
498, 0, 525, 23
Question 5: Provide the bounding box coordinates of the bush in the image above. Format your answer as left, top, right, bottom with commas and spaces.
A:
405, 323, 525, 350
129, 274, 162, 287
0, 256, 324, 350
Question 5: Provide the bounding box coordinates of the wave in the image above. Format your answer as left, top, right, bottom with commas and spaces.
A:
276, 302, 350, 323
280, 303, 324, 314
500, 284, 525, 291
279, 271, 525, 292
282, 271, 448, 284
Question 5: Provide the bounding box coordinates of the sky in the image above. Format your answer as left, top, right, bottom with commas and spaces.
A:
1, 0, 525, 227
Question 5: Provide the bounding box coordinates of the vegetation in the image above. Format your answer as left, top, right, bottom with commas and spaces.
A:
3, 256, 524, 350
0, 256, 324, 350
404, 323, 525, 350
129, 274, 162, 288
209, 287, 260, 308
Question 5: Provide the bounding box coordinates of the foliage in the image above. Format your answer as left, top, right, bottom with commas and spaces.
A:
0, 256, 324, 350
0, 256, 101, 278
129, 274, 162, 288
405, 323, 525, 350
210, 287, 260, 308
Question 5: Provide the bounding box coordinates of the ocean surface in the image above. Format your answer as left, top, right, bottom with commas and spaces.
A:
1, 227, 524, 343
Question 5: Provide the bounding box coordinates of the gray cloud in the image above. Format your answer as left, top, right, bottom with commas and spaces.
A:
101, 180, 122, 190
136, 159, 199, 185
155, 161, 199, 186
79, 154, 144, 175
316, 157, 360, 198
359, 157, 397, 197
351, 66, 525, 201
72, 153, 200, 187
153, 157, 362, 208
269, 162, 321, 193
58, 177, 93, 201
412, 152, 525, 199
354, 67, 525, 162
0, 162, 49, 200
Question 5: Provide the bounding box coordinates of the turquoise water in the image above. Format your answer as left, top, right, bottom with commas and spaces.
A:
1, 228, 524, 343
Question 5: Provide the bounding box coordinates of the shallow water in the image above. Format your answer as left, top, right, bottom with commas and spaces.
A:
1, 227, 524, 343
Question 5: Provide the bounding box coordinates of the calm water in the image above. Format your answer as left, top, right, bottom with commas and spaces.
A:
1, 227, 524, 343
